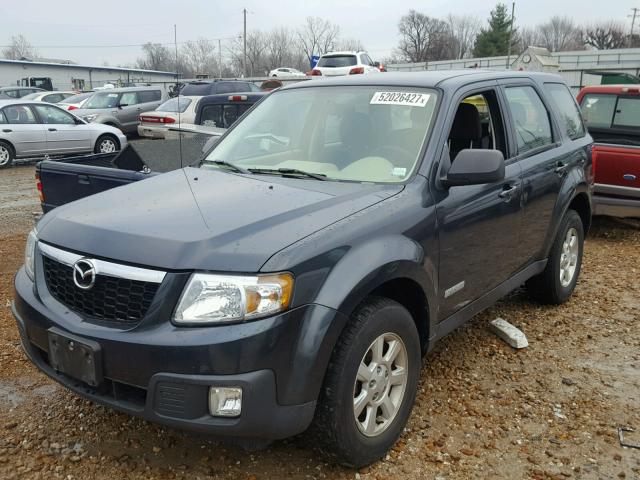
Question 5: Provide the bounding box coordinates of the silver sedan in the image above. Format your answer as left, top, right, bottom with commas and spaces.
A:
0, 100, 127, 168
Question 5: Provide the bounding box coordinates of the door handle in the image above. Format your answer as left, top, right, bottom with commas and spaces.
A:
77, 174, 90, 185
48, 128, 57, 132
499, 184, 519, 199
554, 163, 568, 175
2, 129, 12, 133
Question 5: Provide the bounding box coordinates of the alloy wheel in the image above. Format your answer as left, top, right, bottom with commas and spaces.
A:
353, 332, 408, 437
559, 227, 579, 287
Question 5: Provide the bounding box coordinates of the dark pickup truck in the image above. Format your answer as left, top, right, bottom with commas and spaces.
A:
37, 93, 266, 212
14, 71, 592, 467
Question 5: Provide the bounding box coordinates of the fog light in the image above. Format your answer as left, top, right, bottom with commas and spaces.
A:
209, 387, 242, 417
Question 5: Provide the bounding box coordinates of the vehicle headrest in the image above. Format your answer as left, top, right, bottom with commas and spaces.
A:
450, 103, 482, 141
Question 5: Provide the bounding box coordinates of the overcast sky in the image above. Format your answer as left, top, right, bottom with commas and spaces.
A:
1, 0, 637, 66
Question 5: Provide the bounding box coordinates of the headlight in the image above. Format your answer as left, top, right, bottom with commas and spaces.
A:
83, 114, 98, 122
173, 273, 293, 325
24, 228, 38, 281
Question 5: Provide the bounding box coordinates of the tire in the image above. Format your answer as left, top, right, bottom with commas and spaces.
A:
526, 209, 584, 304
94, 134, 120, 154
312, 296, 421, 467
0, 141, 14, 169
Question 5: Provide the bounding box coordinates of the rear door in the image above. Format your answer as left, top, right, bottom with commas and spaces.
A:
33, 104, 91, 154
138, 89, 163, 114
1, 104, 48, 156
115, 91, 140, 132
435, 83, 523, 320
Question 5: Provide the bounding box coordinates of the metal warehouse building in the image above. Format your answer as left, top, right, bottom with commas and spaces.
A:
388, 47, 640, 93
0, 58, 177, 91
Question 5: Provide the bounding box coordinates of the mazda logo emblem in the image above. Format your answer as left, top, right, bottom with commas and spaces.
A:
73, 259, 96, 290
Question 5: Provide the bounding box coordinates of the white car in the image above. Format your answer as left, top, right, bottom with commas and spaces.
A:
21, 91, 77, 104
57, 92, 95, 111
268, 67, 307, 78
137, 96, 200, 139
310, 51, 381, 77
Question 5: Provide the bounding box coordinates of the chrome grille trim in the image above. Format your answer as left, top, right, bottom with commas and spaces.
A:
38, 242, 166, 284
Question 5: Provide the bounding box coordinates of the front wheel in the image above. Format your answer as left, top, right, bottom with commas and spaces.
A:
0, 141, 14, 169
312, 297, 421, 467
526, 209, 584, 304
94, 134, 119, 154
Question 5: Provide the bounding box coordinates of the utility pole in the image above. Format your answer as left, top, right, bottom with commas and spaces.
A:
243, 8, 247, 77
506, 2, 515, 69
630, 7, 639, 45
218, 38, 222, 79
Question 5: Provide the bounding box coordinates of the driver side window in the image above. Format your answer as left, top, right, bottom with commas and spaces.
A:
447, 90, 506, 162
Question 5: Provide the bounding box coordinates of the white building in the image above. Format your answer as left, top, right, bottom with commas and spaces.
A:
388, 47, 640, 93
0, 58, 177, 92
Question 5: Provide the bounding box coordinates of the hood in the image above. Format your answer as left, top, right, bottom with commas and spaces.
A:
37, 168, 402, 272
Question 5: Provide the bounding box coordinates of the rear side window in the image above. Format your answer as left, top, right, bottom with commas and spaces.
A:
43, 93, 64, 103
180, 83, 213, 96
505, 86, 553, 155
544, 83, 585, 140
139, 90, 161, 103
613, 97, 640, 128
317, 55, 357, 67
580, 94, 616, 129
19, 89, 36, 97
0, 111, 6, 123
33, 104, 76, 124
3, 105, 37, 124
3, 90, 19, 98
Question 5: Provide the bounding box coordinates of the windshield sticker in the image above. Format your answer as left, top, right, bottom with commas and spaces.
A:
371, 92, 430, 107
392, 167, 407, 177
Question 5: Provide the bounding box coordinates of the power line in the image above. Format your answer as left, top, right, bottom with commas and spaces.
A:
0, 36, 241, 50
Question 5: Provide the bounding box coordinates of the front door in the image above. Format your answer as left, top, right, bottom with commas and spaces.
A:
434, 86, 523, 320
33, 104, 91, 154
116, 91, 141, 132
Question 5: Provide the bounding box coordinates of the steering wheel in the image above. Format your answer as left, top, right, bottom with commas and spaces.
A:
371, 145, 415, 168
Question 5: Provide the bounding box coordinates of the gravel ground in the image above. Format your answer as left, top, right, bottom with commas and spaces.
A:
0, 164, 639, 480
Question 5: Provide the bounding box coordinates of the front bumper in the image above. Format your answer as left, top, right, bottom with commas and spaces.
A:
593, 194, 640, 219
13, 266, 345, 439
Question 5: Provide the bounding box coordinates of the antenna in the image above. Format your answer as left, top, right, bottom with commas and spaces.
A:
174, 24, 183, 168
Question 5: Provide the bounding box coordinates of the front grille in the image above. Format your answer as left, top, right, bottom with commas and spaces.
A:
42, 256, 159, 328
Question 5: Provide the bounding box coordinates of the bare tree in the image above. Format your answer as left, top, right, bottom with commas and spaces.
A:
518, 26, 542, 51
337, 38, 366, 52
182, 38, 217, 77
538, 16, 583, 52
137, 43, 173, 71
396, 10, 449, 62
296, 16, 340, 63
2, 35, 37, 60
264, 28, 306, 71
446, 15, 481, 59
583, 21, 626, 50
228, 31, 269, 76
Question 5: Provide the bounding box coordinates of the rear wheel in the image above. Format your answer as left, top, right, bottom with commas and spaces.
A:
312, 296, 421, 467
526, 209, 584, 304
94, 134, 119, 154
0, 141, 14, 169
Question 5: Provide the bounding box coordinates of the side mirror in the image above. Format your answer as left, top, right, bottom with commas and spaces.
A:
443, 149, 505, 187
117, 103, 128, 109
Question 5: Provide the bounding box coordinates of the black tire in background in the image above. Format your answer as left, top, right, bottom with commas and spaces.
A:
526, 209, 584, 304
0, 141, 14, 169
312, 296, 421, 468
94, 134, 120, 154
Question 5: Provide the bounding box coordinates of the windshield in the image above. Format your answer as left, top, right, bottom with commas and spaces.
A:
158, 97, 193, 113
61, 92, 93, 104
204, 86, 438, 183
318, 55, 357, 68
84, 92, 120, 109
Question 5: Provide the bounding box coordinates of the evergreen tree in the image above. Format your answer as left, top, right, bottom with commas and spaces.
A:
473, 4, 518, 57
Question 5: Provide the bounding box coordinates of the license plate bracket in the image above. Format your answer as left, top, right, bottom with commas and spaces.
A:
47, 327, 103, 387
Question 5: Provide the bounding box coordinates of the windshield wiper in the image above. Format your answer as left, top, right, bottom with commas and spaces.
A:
205, 159, 250, 174
248, 168, 326, 181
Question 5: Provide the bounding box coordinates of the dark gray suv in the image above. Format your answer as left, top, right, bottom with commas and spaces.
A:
13, 70, 592, 467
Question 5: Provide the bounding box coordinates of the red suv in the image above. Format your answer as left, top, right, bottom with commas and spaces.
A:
577, 85, 640, 218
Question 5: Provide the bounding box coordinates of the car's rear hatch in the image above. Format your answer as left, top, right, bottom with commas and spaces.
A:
316, 54, 358, 76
